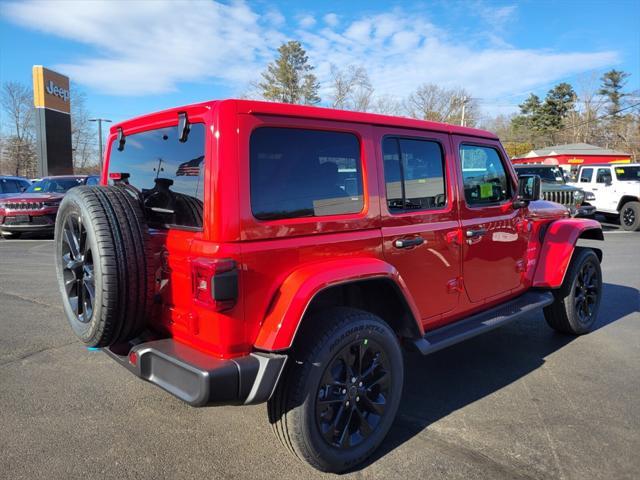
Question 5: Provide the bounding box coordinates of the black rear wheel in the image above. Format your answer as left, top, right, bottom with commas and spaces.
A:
544, 247, 602, 335
620, 201, 640, 231
268, 308, 403, 473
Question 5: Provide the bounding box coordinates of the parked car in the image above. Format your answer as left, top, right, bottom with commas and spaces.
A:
513, 165, 595, 217
0, 175, 31, 198
567, 163, 640, 231
0, 175, 93, 238
54, 100, 603, 472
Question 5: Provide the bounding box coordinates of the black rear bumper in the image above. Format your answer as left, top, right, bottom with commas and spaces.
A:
105, 339, 287, 407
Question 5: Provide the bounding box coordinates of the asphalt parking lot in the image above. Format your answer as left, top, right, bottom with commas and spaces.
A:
1, 226, 638, 479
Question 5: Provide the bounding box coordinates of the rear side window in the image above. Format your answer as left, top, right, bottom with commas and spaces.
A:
382, 137, 446, 212
250, 127, 363, 220
596, 168, 611, 183
460, 145, 511, 206
580, 168, 593, 183
107, 123, 205, 229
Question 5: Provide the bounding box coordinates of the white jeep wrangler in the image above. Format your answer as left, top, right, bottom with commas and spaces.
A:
568, 163, 640, 231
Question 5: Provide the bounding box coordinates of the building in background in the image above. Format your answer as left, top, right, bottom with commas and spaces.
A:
512, 143, 631, 180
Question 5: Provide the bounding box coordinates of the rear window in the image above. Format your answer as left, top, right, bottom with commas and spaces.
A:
250, 127, 363, 220
107, 123, 205, 229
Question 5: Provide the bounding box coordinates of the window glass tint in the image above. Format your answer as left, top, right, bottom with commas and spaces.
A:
250, 127, 363, 220
460, 145, 510, 205
596, 168, 612, 183
383, 137, 446, 212
1, 179, 19, 193
26, 177, 84, 193
614, 166, 640, 181
580, 168, 593, 182
107, 123, 205, 228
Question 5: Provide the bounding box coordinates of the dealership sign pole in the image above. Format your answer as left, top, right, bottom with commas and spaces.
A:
32, 66, 73, 177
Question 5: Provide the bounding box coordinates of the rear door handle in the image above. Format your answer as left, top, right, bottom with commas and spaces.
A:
466, 228, 487, 238
394, 236, 424, 249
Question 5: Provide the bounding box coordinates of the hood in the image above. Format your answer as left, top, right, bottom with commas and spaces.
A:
0, 192, 65, 203
539, 183, 579, 192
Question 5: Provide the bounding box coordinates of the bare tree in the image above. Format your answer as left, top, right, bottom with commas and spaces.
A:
328, 65, 374, 112
70, 84, 98, 170
405, 84, 478, 126
1, 81, 37, 176
370, 95, 405, 116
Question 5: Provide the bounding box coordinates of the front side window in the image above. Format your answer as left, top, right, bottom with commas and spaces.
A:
383, 137, 446, 212
107, 123, 205, 229
460, 145, 510, 206
580, 168, 593, 183
250, 127, 363, 220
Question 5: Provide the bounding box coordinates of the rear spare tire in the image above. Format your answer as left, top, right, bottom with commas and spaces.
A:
54, 186, 155, 347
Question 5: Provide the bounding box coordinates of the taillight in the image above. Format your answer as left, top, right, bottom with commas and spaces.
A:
191, 258, 238, 312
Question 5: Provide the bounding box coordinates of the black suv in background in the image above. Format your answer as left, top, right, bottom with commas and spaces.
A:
513, 165, 595, 217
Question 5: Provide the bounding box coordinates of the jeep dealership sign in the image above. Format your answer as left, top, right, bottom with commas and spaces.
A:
32, 65, 73, 175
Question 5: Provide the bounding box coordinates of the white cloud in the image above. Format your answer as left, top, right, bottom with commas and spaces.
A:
297, 14, 316, 28
2, 0, 285, 95
324, 13, 339, 27
2, 1, 619, 106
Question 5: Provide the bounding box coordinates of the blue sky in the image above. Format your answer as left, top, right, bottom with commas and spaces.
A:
1, 0, 638, 125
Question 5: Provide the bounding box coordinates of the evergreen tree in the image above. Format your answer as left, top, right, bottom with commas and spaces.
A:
259, 41, 320, 105
541, 82, 576, 131
599, 69, 630, 117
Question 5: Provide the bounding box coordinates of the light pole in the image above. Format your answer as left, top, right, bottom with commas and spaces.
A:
89, 118, 112, 171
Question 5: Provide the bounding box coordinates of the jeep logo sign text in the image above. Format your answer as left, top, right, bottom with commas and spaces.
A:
45, 80, 70, 102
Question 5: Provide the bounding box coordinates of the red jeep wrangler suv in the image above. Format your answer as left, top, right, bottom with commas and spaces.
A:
54, 100, 603, 472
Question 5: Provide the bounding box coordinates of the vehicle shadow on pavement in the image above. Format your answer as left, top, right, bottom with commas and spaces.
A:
360, 282, 638, 471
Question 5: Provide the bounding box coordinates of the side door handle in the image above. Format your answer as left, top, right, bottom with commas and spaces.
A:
394, 236, 424, 249
466, 228, 487, 238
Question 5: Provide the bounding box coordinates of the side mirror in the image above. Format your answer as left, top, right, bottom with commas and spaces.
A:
513, 174, 541, 208
604, 176, 612, 186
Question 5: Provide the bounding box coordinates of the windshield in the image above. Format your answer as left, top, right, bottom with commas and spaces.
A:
107, 123, 205, 229
515, 167, 565, 183
26, 177, 84, 193
614, 166, 640, 181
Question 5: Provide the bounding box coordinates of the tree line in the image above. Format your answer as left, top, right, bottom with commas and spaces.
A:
254, 41, 639, 160
2, 40, 638, 177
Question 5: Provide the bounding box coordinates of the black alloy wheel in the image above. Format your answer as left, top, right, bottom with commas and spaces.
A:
60, 213, 94, 323
573, 260, 599, 327
316, 339, 390, 449
622, 206, 635, 227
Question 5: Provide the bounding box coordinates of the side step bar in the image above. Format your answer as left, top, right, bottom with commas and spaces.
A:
413, 291, 554, 355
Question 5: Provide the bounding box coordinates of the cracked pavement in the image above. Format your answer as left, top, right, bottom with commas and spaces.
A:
0, 232, 639, 479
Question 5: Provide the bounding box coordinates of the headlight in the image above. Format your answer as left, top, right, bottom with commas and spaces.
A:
573, 190, 584, 203
585, 191, 596, 201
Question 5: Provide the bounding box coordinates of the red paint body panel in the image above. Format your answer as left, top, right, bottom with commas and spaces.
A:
102, 99, 602, 359
532, 218, 603, 288
253, 257, 421, 351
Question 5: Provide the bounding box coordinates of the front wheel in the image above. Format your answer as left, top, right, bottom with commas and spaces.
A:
544, 247, 602, 334
620, 201, 640, 231
268, 308, 403, 473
